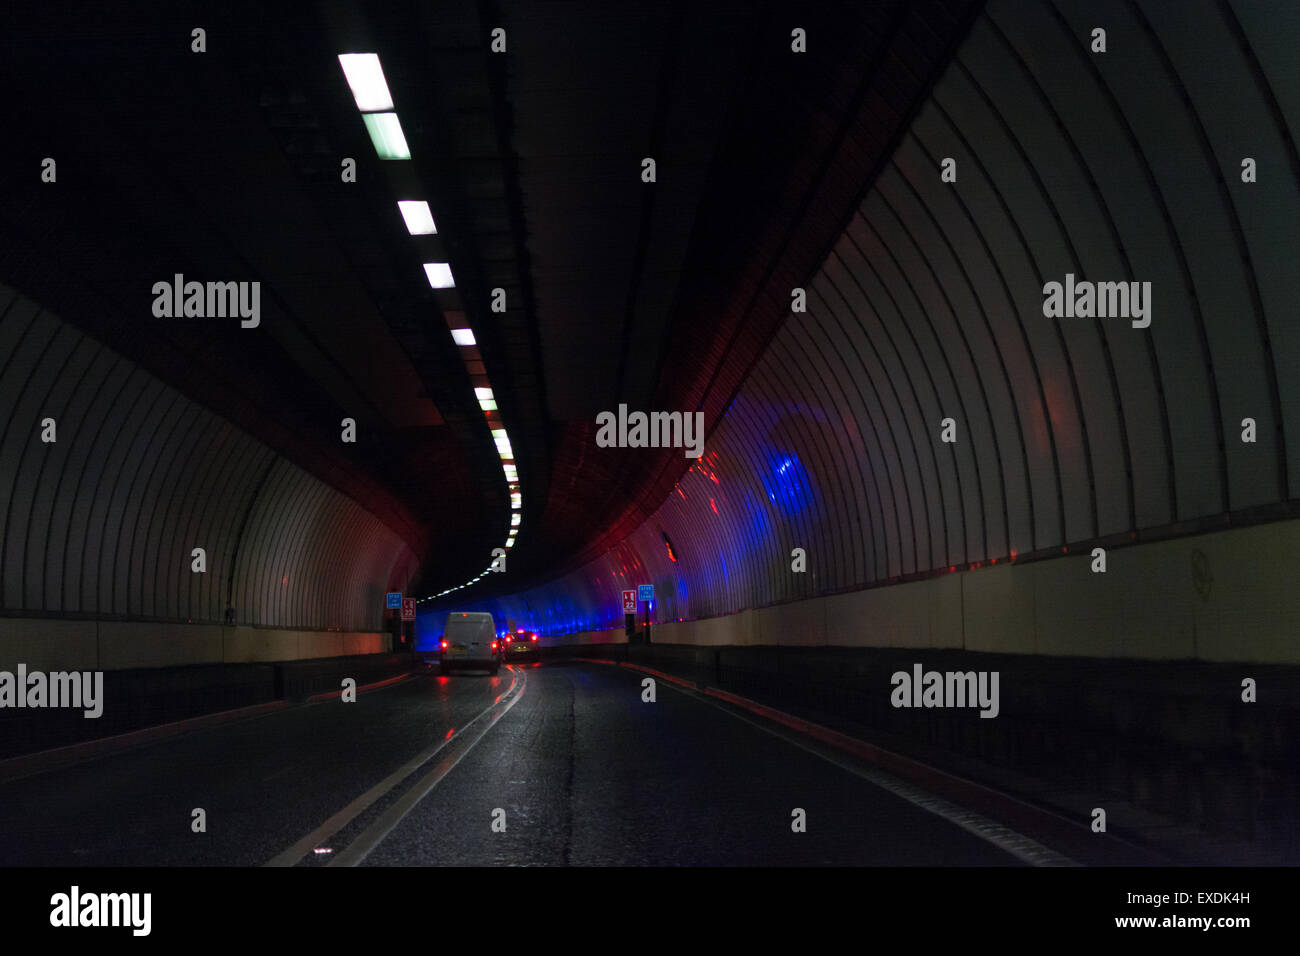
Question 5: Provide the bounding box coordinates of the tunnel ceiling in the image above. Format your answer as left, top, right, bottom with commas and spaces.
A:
0, 0, 982, 599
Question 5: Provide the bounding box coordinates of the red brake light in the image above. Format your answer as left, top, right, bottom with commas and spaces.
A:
491, 641, 498, 650
440, 640, 448, 649
530, 634, 538, 642
505, 636, 512, 643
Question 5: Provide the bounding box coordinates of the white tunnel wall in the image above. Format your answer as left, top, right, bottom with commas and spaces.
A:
459, 0, 1300, 663
0, 283, 418, 632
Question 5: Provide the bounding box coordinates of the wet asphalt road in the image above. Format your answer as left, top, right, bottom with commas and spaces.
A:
0, 661, 1020, 866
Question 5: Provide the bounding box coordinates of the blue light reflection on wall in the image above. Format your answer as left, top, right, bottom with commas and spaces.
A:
760, 452, 812, 515
426, 399, 831, 637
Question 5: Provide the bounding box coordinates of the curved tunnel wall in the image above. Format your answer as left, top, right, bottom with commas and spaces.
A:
0, 281, 418, 632
435, 0, 1300, 656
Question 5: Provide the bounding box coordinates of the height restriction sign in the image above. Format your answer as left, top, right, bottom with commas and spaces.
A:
621, 589, 637, 614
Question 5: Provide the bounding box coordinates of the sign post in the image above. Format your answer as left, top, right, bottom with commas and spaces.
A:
637, 584, 654, 644
622, 588, 637, 641
385, 593, 404, 649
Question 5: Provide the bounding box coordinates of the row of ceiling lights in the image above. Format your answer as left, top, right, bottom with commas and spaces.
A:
337, 53, 521, 603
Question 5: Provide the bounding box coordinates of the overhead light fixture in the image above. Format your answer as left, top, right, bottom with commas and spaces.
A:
478, 399, 497, 411
505, 539, 515, 549
511, 514, 521, 527
362, 112, 410, 160
474, 387, 494, 401
423, 262, 455, 288
397, 200, 437, 235
511, 492, 521, 509
338, 53, 394, 112
451, 328, 476, 346
491, 428, 507, 439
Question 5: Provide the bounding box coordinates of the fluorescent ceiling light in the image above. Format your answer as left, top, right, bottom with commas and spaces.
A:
423, 262, 455, 289
478, 399, 497, 411
338, 53, 394, 112
511, 514, 521, 527
474, 387, 494, 401
451, 328, 476, 346
397, 200, 437, 235
508, 528, 518, 537
510, 493, 521, 509
505, 539, 515, 549
362, 112, 410, 159
491, 429, 507, 439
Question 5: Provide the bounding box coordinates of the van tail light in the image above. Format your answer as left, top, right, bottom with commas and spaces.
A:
530, 634, 538, 642
440, 640, 448, 649
491, 641, 498, 651
505, 636, 513, 643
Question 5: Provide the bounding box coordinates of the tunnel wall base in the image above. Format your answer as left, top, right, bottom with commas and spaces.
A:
0, 651, 413, 763
549, 515, 1300, 664
0, 618, 390, 672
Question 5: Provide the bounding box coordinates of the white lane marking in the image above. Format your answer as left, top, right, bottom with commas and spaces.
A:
329, 666, 528, 867
619, 667, 1078, 867
263, 668, 523, 867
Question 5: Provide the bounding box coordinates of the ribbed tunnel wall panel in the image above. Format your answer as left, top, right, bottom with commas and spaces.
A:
0, 283, 418, 630
446, 0, 1300, 648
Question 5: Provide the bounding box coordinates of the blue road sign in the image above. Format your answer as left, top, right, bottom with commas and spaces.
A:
386, 592, 403, 609
637, 584, 654, 602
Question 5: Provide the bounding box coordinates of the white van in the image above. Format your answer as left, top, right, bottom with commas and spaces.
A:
439, 612, 499, 675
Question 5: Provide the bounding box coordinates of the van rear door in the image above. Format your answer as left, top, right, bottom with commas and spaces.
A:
444, 614, 494, 662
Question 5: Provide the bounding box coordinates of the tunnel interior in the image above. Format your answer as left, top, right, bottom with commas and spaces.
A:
1, 0, 1298, 870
